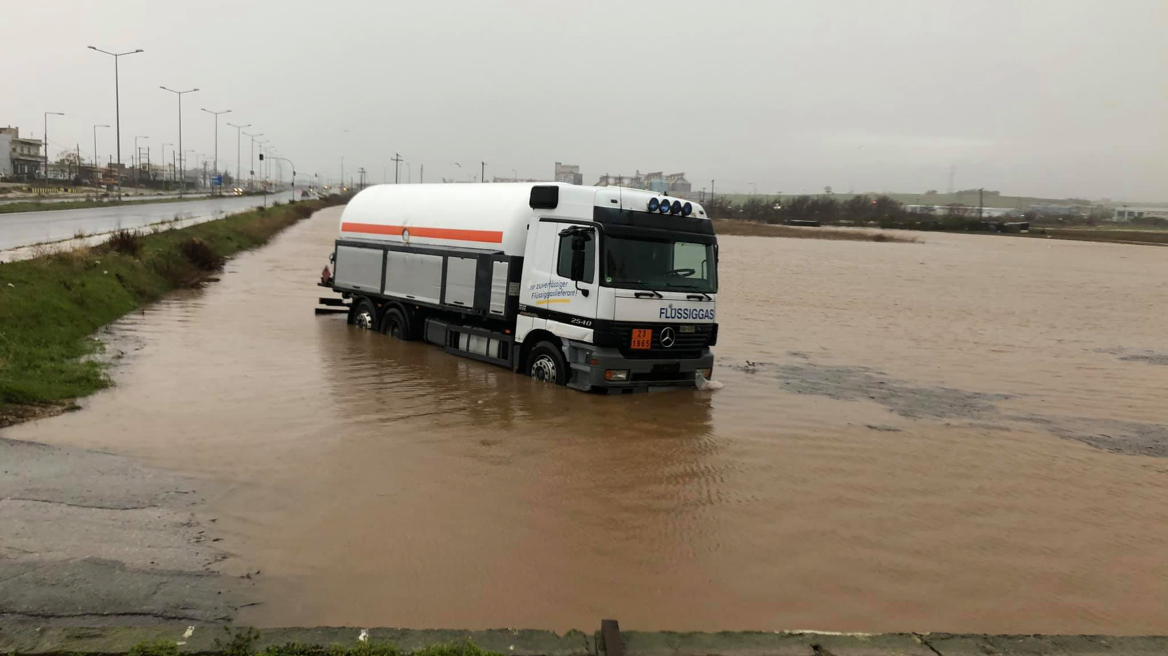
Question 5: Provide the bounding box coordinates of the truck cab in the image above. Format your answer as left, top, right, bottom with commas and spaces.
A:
516, 186, 717, 391
324, 183, 718, 393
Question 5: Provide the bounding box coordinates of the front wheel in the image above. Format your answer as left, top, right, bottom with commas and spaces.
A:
526, 342, 567, 386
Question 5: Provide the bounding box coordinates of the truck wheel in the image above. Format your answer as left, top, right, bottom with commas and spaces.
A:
348, 297, 377, 330
380, 307, 411, 340
527, 342, 567, 385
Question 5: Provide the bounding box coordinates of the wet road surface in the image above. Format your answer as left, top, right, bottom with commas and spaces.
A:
4, 208, 1167, 633
0, 191, 294, 251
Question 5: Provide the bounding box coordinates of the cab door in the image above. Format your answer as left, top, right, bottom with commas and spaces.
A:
536, 220, 599, 338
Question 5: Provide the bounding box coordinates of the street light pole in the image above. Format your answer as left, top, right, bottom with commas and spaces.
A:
88, 47, 143, 194
160, 86, 199, 198
42, 111, 64, 188
92, 124, 109, 170
200, 108, 231, 194
227, 122, 249, 191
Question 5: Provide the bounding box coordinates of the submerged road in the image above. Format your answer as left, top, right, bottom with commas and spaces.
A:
0, 191, 295, 251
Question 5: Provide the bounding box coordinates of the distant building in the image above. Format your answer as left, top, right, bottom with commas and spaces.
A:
1, 126, 44, 179
1114, 207, 1168, 222
594, 170, 693, 197
554, 162, 582, 185
0, 134, 11, 178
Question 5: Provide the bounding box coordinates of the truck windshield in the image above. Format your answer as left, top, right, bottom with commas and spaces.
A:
603, 235, 717, 293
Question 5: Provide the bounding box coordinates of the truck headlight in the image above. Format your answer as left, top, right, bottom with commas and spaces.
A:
605, 369, 629, 382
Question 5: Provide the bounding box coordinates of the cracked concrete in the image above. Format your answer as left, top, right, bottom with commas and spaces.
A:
0, 437, 248, 626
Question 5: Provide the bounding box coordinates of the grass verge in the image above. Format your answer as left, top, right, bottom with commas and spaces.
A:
0, 195, 346, 426
0, 195, 226, 215
129, 630, 503, 656
714, 219, 919, 243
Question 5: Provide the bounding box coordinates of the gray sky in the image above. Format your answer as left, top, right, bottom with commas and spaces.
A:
4, 0, 1165, 201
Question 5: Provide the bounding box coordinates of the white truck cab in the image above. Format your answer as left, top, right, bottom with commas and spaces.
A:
323, 183, 718, 393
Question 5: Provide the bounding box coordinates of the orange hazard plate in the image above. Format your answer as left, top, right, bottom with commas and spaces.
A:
631, 329, 653, 350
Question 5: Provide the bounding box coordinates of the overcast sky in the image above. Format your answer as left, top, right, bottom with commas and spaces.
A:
4, 0, 1164, 201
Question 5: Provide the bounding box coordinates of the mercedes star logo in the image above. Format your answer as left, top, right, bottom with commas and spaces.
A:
659, 327, 676, 348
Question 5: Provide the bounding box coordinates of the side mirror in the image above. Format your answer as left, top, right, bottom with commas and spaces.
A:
570, 236, 587, 281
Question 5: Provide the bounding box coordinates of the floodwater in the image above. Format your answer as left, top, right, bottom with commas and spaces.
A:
6, 207, 1168, 634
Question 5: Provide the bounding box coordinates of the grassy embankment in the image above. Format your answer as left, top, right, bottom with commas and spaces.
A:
713, 219, 918, 243
0, 196, 345, 425
0, 195, 218, 215
130, 630, 500, 656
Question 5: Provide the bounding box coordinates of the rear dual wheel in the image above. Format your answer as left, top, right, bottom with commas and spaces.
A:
347, 297, 377, 330
380, 307, 412, 340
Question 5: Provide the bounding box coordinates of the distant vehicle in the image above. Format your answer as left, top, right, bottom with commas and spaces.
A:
301, 190, 310, 198
232, 187, 244, 196
320, 183, 718, 392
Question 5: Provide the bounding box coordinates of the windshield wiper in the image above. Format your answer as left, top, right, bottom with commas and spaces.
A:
612, 280, 664, 298
665, 283, 713, 300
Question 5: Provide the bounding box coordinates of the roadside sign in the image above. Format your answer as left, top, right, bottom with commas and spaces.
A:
211, 175, 223, 186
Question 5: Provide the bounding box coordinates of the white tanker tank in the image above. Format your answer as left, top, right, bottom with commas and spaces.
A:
322, 183, 720, 393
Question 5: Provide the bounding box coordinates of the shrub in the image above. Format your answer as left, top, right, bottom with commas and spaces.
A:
107, 229, 142, 257
179, 237, 223, 271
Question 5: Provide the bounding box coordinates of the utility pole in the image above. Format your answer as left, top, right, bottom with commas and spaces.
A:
133, 135, 147, 187
420, 164, 423, 184
711, 179, 715, 206
391, 153, 403, 183
160, 143, 172, 186
227, 122, 250, 190
979, 187, 984, 219
88, 47, 143, 195
481, 161, 486, 184
200, 108, 230, 194
92, 124, 109, 171
160, 86, 198, 197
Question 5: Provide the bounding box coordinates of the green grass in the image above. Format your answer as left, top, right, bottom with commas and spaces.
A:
124, 629, 505, 656
0, 195, 224, 215
0, 196, 346, 418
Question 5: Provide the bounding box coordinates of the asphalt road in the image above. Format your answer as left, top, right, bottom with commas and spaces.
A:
0, 191, 295, 251
0, 436, 246, 624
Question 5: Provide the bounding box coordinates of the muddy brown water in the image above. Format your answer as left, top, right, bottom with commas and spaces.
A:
6, 207, 1168, 634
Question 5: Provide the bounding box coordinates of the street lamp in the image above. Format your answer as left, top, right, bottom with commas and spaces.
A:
160, 86, 198, 197
267, 155, 297, 202
226, 122, 250, 191
133, 135, 148, 187
88, 46, 143, 193
42, 111, 64, 186
92, 124, 109, 170
200, 108, 231, 194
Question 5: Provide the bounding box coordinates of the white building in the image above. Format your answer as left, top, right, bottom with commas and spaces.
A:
1114, 207, 1168, 222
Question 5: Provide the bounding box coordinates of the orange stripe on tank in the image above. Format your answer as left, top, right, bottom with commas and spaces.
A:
341, 222, 503, 244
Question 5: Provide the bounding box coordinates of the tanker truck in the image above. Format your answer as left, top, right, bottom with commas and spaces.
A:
319, 183, 718, 393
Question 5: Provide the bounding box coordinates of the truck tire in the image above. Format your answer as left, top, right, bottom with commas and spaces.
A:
348, 297, 377, 330
380, 307, 411, 340
526, 342, 567, 386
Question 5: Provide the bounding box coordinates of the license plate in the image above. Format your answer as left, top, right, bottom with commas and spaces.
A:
631, 328, 652, 350
680, 325, 696, 333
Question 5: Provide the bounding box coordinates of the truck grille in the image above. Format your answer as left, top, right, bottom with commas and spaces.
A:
596, 323, 716, 359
